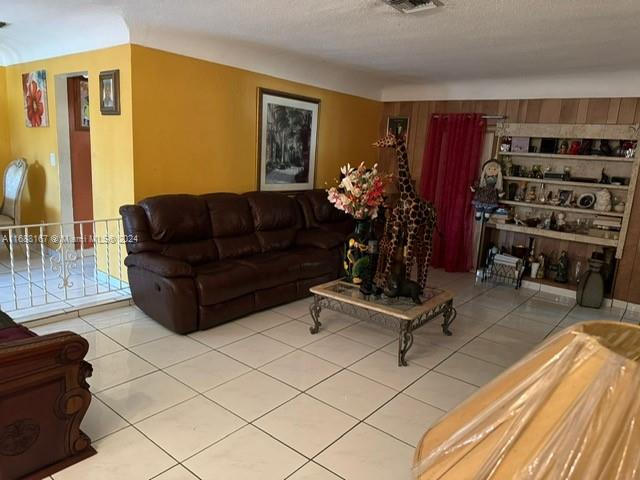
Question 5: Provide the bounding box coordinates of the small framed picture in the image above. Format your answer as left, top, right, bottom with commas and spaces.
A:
99, 70, 120, 115
387, 117, 409, 139
558, 190, 573, 206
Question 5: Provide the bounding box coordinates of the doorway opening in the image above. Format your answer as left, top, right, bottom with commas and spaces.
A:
55, 72, 94, 249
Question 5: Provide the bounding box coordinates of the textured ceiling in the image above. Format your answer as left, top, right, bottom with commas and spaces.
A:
1, 0, 639, 99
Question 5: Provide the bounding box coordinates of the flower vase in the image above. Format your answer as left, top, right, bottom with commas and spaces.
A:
344, 219, 375, 291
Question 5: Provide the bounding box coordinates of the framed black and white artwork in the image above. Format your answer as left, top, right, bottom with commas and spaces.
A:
258, 88, 320, 191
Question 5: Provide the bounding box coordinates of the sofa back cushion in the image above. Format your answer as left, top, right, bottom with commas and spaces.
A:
244, 192, 300, 252
203, 193, 261, 259
304, 189, 347, 224
124, 195, 217, 265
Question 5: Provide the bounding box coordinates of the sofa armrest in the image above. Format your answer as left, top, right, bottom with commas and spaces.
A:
296, 229, 344, 250
124, 252, 194, 277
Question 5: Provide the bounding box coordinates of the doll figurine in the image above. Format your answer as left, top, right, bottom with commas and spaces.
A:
471, 160, 504, 220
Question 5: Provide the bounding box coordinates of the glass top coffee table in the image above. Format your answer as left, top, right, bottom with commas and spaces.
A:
309, 280, 456, 366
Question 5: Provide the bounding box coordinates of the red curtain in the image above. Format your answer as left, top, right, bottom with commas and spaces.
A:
420, 113, 486, 272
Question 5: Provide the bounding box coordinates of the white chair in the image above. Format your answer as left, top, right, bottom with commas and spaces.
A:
0, 158, 29, 231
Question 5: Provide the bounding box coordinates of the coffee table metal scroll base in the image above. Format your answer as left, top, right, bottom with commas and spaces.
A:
308, 288, 456, 367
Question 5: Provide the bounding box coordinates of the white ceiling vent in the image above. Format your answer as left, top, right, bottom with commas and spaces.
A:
383, 0, 441, 14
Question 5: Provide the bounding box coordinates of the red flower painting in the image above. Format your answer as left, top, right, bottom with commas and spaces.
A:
22, 70, 49, 127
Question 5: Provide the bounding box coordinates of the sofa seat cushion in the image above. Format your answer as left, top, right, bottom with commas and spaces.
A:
290, 247, 338, 279
0, 324, 37, 344
236, 252, 301, 290
195, 260, 258, 306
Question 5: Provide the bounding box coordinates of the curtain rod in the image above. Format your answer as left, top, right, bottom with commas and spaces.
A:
432, 114, 506, 119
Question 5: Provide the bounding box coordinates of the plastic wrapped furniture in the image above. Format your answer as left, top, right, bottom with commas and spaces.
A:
413, 321, 640, 480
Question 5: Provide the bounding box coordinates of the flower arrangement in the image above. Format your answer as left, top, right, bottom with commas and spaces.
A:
327, 162, 388, 219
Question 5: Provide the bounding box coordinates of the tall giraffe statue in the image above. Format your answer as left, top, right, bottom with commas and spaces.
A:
373, 133, 437, 291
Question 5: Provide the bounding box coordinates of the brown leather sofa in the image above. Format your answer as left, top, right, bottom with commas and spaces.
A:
120, 191, 349, 334
0, 313, 95, 480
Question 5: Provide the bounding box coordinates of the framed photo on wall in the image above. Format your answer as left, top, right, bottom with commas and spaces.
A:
258, 88, 320, 192
99, 69, 120, 115
387, 116, 409, 139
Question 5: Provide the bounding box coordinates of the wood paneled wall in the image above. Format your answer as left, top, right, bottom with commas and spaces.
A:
379, 97, 640, 303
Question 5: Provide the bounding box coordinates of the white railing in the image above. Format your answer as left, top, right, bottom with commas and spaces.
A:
0, 218, 129, 315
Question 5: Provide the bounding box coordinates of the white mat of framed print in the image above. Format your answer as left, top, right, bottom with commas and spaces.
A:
258, 88, 320, 192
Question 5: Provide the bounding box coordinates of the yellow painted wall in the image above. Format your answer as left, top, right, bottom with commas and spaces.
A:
4, 44, 134, 226
0, 67, 11, 170
130, 45, 382, 200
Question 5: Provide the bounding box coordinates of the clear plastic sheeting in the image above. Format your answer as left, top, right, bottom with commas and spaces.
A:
413, 321, 640, 480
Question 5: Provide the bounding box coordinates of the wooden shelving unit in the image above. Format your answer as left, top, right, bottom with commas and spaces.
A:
491, 122, 639, 259
486, 222, 619, 248
498, 151, 634, 163
500, 200, 625, 218
503, 176, 630, 191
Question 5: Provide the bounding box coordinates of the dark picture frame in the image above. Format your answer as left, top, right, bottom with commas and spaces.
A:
387, 116, 409, 139
99, 69, 120, 115
257, 88, 320, 192
558, 190, 573, 206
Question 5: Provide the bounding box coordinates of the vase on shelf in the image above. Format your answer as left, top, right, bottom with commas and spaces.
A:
344, 219, 377, 294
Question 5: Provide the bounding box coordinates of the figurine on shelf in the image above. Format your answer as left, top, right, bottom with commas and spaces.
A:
556, 251, 570, 283
579, 139, 593, 156
536, 254, 546, 279
558, 140, 569, 154
525, 185, 537, 203
594, 188, 612, 212
471, 160, 504, 220
600, 168, 610, 184
599, 139, 612, 156
563, 166, 571, 180
568, 141, 581, 155
557, 212, 567, 229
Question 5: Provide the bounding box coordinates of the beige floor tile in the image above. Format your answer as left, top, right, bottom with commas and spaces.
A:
298, 310, 360, 332
205, 370, 298, 421
188, 321, 255, 349
165, 350, 251, 392
434, 352, 505, 387
288, 462, 342, 480
81, 306, 148, 329
153, 465, 200, 480
97, 371, 196, 423
497, 313, 555, 341
101, 319, 174, 347
217, 334, 294, 368
136, 396, 245, 461
52, 427, 175, 480
255, 394, 357, 457
302, 333, 376, 367
308, 370, 396, 419
460, 336, 532, 368
337, 322, 395, 348
348, 350, 428, 391
184, 425, 305, 480
235, 309, 292, 331
130, 334, 210, 368
382, 338, 453, 369
365, 393, 444, 447
260, 350, 341, 390
273, 297, 313, 319
315, 423, 413, 480
81, 397, 128, 441
87, 350, 156, 393
82, 330, 124, 361
405, 371, 477, 411
262, 319, 331, 348
31, 317, 95, 335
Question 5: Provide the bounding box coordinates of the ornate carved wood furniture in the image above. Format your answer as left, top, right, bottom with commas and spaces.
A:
0, 312, 95, 480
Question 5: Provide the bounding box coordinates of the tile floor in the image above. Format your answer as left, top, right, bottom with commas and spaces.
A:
30, 269, 637, 480
0, 248, 130, 321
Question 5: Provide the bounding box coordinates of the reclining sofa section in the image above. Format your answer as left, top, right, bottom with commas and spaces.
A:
120, 191, 346, 334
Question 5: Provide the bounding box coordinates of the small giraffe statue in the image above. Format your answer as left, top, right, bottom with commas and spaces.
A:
373, 133, 437, 291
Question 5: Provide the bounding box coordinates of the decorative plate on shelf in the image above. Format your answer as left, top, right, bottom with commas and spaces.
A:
577, 193, 596, 209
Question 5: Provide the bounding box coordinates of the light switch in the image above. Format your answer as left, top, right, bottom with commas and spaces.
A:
49, 152, 56, 166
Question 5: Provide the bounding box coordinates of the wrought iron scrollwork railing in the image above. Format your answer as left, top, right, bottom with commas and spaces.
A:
0, 218, 129, 313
